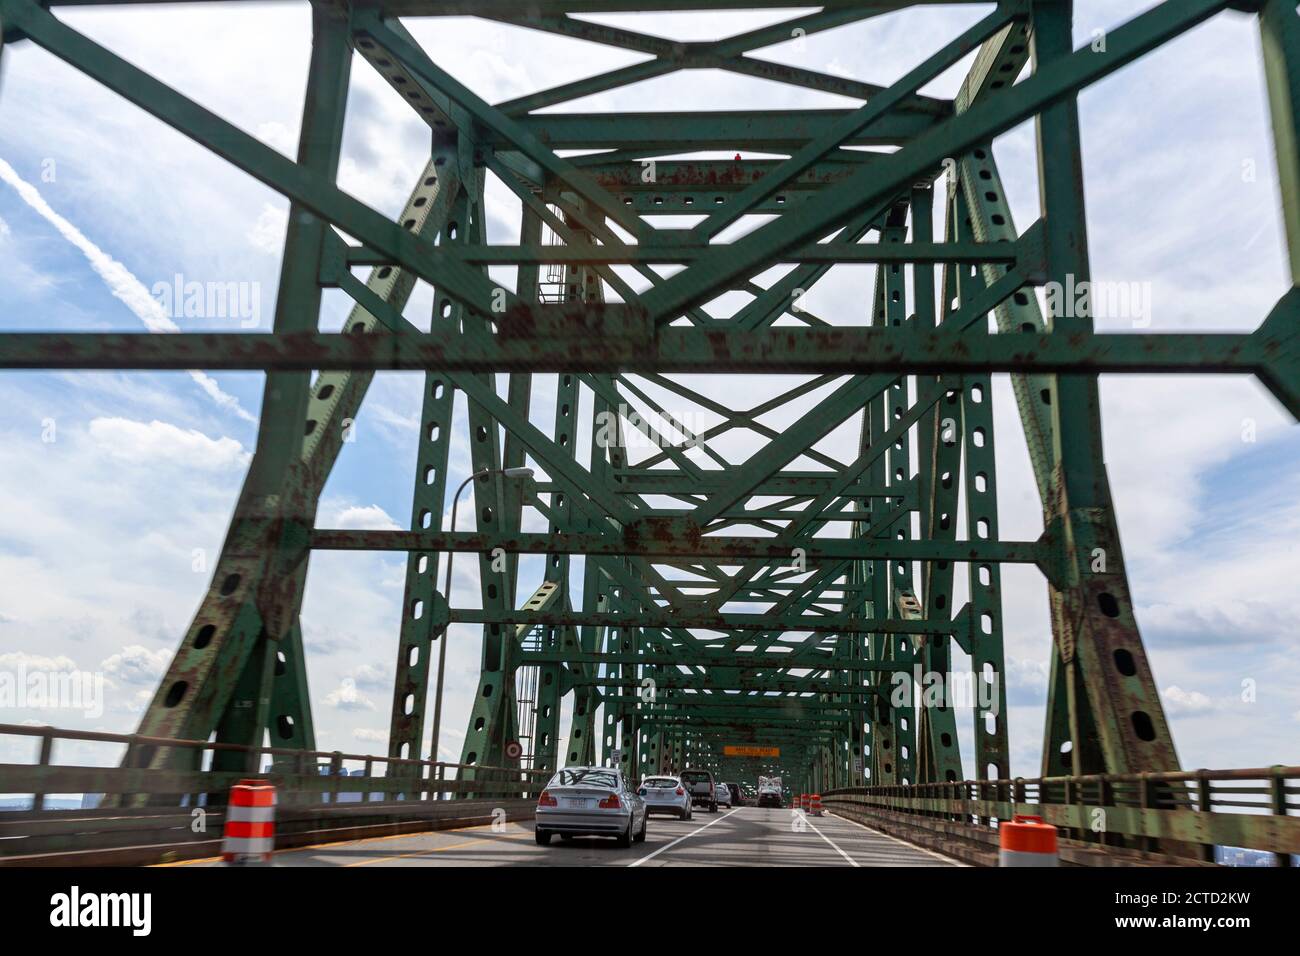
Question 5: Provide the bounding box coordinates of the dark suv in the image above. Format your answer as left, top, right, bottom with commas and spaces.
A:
725, 782, 743, 807
679, 769, 717, 812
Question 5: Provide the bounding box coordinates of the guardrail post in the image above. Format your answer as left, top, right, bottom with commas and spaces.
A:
1190, 772, 1214, 862
328, 751, 343, 804
1271, 767, 1293, 868
32, 732, 53, 811
1138, 774, 1157, 854
1097, 776, 1115, 849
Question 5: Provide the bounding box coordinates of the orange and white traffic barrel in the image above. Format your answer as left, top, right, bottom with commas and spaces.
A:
809, 793, 823, 816
222, 779, 276, 865
998, 814, 1058, 867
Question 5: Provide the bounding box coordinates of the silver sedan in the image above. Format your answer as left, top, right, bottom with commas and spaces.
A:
637, 775, 693, 819
535, 766, 648, 847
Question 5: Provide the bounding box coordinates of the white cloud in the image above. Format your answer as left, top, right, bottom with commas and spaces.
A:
1161, 686, 1219, 718
88, 417, 251, 469
118, 688, 154, 714
0, 651, 78, 672
352, 727, 387, 743
351, 663, 391, 691
101, 645, 172, 686
329, 504, 402, 531
324, 678, 376, 712
247, 202, 288, 255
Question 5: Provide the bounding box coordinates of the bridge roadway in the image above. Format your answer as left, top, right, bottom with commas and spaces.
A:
174, 807, 958, 868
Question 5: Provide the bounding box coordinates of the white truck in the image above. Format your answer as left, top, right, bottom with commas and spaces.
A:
757, 775, 783, 808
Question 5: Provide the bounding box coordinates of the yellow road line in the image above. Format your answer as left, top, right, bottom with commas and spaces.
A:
152, 821, 508, 867
345, 823, 529, 867
343, 838, 483, 867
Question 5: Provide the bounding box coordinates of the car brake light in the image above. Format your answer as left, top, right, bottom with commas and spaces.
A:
598, 794, 621, 809
538, 790, 557, 807
675, 787, 685, 796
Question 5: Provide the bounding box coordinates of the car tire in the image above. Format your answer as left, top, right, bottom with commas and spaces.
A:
535, 830, 552, 846
616, 817, 633, 848
635, 814, 647, 844
709, 801, 717, 813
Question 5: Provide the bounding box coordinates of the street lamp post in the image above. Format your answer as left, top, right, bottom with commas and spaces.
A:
429, 465, 534, 781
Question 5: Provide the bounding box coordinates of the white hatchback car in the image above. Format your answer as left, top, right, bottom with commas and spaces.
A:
637, 775, 692, 819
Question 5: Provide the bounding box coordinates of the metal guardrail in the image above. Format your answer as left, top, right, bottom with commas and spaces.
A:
823, 766, 1300, 866
0, 723, 548, 865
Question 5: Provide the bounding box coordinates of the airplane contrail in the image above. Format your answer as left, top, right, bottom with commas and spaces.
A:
0, 157, 256, 424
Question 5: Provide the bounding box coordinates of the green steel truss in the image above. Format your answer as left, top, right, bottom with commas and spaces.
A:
4, 0, 1299, 809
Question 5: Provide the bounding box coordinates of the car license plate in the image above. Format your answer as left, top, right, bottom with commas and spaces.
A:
563, 798, 591, 809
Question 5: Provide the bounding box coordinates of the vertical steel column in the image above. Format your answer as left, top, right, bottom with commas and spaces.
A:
1032, 0, 1182, 777
914, 184, 966, 785
457, 172, 524, 775
125, 5, 352, 779
1261, 0, 1300, 283
558, 204, 606, 766
388, 151, 466, 772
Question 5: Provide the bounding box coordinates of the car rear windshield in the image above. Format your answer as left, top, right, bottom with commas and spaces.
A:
644, 778, 677, 788
680, 771, 710, 782
547, 768, 618, 789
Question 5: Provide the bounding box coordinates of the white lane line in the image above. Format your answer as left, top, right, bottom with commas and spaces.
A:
629, 807, 741, 867
823, 811, 966, 866
801, 813, 859, 867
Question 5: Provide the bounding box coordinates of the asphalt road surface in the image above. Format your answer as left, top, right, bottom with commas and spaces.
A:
175, 807, 958, 867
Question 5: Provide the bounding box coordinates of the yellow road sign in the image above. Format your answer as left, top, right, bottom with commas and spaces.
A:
723, 746, 780, 758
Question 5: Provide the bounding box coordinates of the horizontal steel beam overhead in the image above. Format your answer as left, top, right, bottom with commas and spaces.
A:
309, 528, 1048, 566
521, 650, 909, 672
582, 158, 882, 190
343, 240, 1021, 266
608, 700, 872, 717
35, 0, 1002, 7
569, 673, 877, 694
384, 0, 1001, 13
9, 324, 1292, 416
638, 713, 849, 727
601, 473, 898, 494
496, 109, 941, 149
448, 606, 960, 635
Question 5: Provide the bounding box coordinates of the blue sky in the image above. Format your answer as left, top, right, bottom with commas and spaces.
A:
0, 1, 1296, 777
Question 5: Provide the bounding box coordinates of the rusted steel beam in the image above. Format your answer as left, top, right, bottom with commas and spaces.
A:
309, 527, 1048, 566
0, 326, 1276, 374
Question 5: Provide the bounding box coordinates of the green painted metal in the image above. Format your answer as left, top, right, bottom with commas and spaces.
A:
1, 0, 1297, 857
